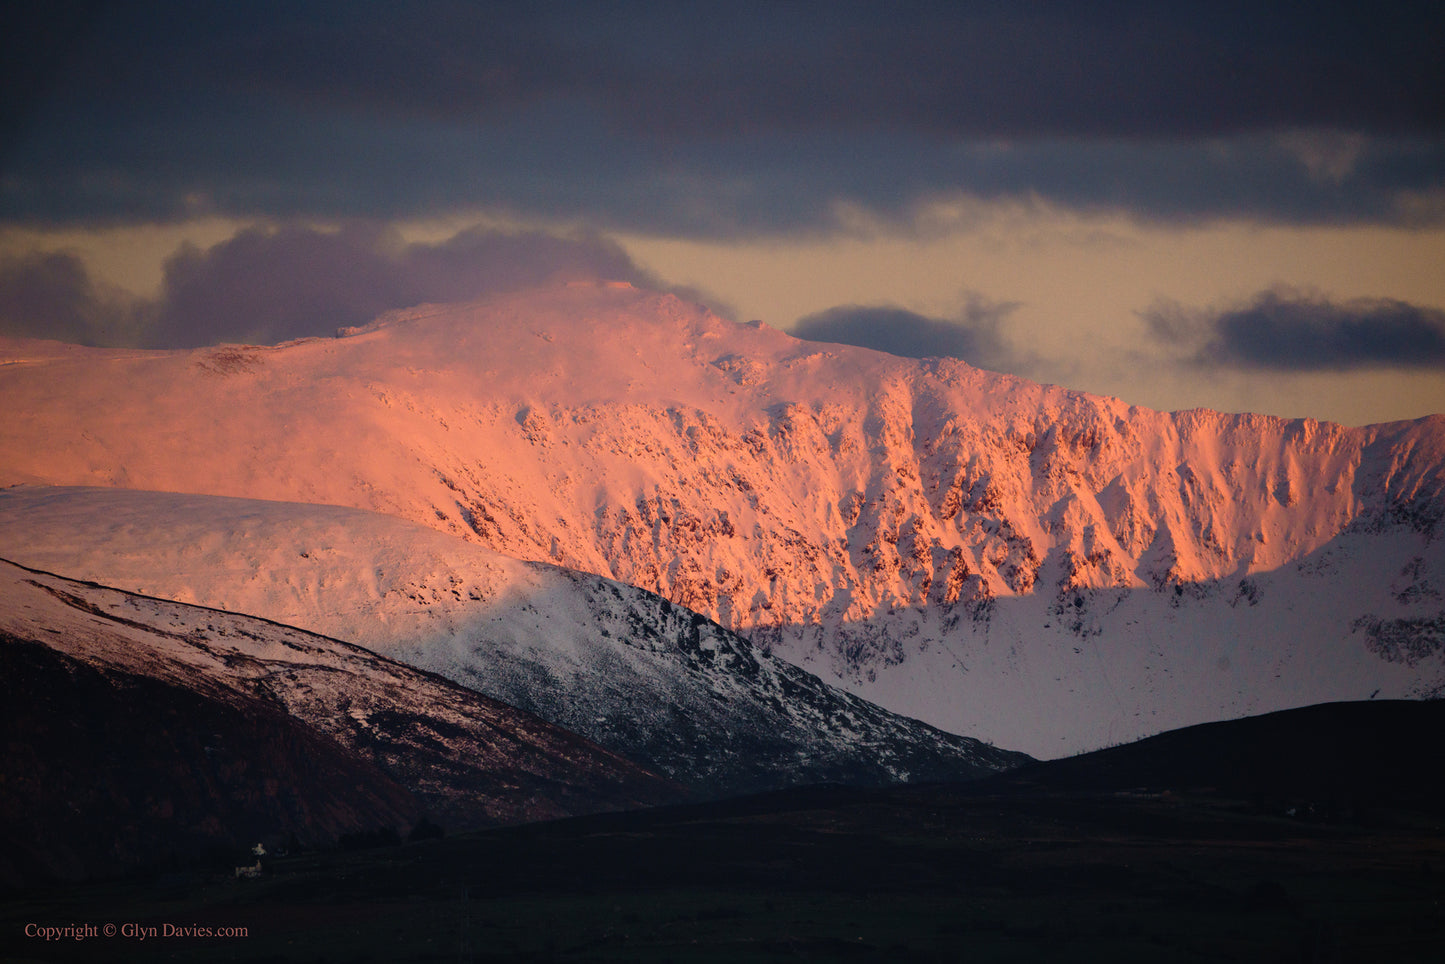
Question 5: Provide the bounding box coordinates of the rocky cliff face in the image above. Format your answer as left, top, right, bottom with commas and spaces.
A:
2, 284, 1442, 753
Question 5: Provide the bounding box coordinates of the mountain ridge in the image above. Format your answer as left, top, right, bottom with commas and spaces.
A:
0, 491, 1030, 784
2, 283, 1442, 753
0, 555, 685, 884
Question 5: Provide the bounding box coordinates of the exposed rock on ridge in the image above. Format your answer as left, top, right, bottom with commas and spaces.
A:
1, 284, 1441, 753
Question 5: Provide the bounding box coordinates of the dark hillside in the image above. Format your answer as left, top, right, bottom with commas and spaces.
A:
0, 636, 420, 887
989, 699, 1445, 816
8, 699, 1445, 962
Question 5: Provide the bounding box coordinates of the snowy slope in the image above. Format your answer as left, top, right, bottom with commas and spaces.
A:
0, 557, 683, 880
0, 488, 1025, 788
1, 282, 1442, 755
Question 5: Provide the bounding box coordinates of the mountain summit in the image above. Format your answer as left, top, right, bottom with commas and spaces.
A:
3, 283, 1442, 754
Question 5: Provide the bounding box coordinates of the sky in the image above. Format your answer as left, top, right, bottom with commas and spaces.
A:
2, 1, 1443, 426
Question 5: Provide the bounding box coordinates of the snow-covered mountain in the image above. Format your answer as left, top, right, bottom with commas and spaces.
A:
0, 556, 680, 882
0, 488, 1027, 792
2, 282, 1442, 755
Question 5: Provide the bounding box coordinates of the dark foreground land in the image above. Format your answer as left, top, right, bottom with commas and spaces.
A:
6, 701, 1445, 962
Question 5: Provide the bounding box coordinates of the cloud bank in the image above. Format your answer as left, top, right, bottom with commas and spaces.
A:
791, 297, 1023, 371
0, 250, 143, 345
0, 225, 682, 348
1, 3, 1440, 234
12, 3, 1437, 140
1145, 288, 1445, 372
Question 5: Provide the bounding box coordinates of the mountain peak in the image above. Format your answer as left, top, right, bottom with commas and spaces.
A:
2, 286, 1442, 754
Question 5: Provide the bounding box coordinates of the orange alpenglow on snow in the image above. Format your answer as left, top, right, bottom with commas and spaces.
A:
2, 283, 1442, 757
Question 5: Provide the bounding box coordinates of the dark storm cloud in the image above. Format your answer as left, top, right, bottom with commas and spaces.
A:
1, 2, 1442, 232
0, 225, 681, 348
1144, 289, 1445, 371
0, 250, 142, 345
20, 2, 1435, 137
792, 297, 1022, 371
148, 223, 658, 347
